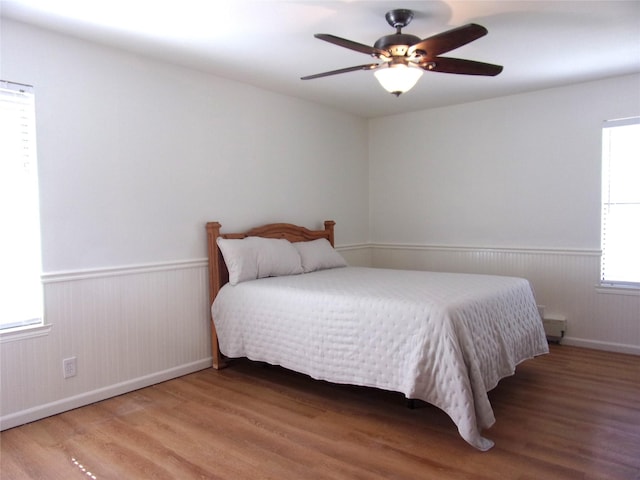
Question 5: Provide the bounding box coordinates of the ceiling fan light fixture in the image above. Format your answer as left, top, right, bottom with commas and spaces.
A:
373, 63, 423, 97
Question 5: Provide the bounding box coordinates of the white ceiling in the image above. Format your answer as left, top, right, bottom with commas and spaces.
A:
2, 0, 639, 118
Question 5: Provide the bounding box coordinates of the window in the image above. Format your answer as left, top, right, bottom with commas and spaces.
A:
0, 80, 44, 330
601, 117, 640, 287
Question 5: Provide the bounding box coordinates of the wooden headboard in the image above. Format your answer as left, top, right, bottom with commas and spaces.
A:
205, 220, 336, 369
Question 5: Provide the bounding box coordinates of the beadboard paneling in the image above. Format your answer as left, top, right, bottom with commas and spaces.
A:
1, 260, 212, 430
2, 245, 636, 430
371, 244, 639, 354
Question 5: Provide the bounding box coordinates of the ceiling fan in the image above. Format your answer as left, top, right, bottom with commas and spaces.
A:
301, 9, 503, 96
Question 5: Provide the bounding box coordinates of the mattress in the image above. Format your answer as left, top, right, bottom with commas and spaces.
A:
211, 266, 549, 450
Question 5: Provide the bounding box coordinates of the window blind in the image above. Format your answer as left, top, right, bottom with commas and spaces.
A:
601, 117, 640, 287
0, 80, 44, 329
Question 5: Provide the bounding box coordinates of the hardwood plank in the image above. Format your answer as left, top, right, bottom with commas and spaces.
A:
1, 345, 639, 479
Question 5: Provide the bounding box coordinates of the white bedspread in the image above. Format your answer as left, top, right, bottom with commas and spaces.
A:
211, 266, 548, 450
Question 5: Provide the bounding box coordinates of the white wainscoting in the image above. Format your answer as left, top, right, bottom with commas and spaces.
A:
337, 244, 373, 268
0, 259, 212, 430
371, 244, 640, 355
2, 245, 636, 430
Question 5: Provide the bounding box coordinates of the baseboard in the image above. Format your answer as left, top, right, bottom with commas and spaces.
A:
561, 337, 640, 356
0, 358, 212, 431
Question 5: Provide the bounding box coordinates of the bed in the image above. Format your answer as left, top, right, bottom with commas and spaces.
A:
205, 220, 549, 451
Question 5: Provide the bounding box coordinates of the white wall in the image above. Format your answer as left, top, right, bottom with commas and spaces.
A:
2, 20, 369, 272
369, 75, 640, 248
0, 19, 370, 429
369, 74, 640, 353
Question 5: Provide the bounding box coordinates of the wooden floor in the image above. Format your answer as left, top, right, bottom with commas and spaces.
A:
1, 344, 639, 479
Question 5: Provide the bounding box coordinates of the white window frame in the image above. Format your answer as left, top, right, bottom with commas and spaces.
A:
600, 116, 640, 291
0, 80, 49, 342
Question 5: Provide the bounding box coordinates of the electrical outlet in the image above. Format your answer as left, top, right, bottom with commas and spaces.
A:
63, 356, 77, 379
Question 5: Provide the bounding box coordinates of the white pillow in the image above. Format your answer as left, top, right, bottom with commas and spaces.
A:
216, 236, 303, 285
254, 237, 303, 279
216, 237, 259, 285
293, 238, 347, 273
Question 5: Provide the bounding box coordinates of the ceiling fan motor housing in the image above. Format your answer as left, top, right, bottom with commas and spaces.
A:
376, 10, 422, 58
374, 33, 422, 56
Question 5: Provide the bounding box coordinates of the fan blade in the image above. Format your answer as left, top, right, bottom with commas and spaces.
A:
315, 34, 388, 58
301, 63, 379, 80
408, 23, 488, 57
423, 57, 503, 76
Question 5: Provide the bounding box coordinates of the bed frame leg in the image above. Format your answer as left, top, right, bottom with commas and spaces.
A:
212, 351, 227, 370
211, 319, 227, 370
